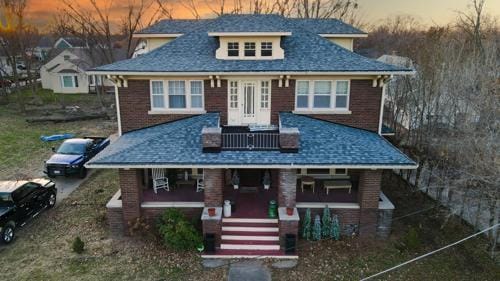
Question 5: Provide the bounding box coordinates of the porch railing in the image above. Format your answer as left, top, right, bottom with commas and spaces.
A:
222, 132, 280, 150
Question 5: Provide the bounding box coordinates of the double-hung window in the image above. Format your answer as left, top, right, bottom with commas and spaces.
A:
261, 42, 272, 56
244, 42, 256, 57
313, 81, 331, 108
168, 81, 186, 108
296, 81, 309, 109
190, 81, 203, 108
151, 81, 165, 108
61, 75, 78, 88
228, 42, 239, 57
150, 80, 204, 111
295, 80, 350, 111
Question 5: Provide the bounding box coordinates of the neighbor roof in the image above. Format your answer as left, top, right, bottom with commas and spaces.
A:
90, 14, 410, 74
86, 112, 416, 168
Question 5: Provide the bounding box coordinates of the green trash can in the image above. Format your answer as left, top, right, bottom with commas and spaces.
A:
268, 200, 277, 218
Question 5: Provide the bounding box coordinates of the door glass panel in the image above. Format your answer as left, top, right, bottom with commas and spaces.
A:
243, 83, 255, 117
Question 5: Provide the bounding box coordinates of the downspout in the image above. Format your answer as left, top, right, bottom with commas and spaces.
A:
114, 84, 122, 136
378, 76, 391, 135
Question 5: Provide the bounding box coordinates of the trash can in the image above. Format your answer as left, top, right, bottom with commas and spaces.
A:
224, 200, 232, 217
268, 200, 277, 218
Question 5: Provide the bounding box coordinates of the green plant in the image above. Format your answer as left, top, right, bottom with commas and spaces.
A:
400, 227, 421, 251
301, 208, 312, 240
330, 215, 340, 240
312, 215, 322, 241
72, 236, 85, 254
321, 205, 331, 238
157, 209, 202, 251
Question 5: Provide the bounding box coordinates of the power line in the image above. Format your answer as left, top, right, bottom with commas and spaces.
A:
360, 223, 500, 281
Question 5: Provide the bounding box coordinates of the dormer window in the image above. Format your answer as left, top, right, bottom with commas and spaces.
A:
244, 42, 256, 57
227, 42, 239, 57
261, 42, 272, 56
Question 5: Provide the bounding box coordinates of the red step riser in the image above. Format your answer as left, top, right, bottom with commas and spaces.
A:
222, 222, 278, 227
222, 231, 279, 236
221, 240, 280, 245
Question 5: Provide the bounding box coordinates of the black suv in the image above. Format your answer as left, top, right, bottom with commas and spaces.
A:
0, 179, 57, 244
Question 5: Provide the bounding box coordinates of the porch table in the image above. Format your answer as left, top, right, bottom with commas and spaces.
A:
323, 180, 352, 195
301, 176, 315, 193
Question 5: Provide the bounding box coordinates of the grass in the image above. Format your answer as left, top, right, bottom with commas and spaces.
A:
0, 89, 116, 179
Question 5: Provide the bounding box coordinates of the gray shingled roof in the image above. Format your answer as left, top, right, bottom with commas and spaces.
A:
290, 18, 365, 34
137, 19, 212, 34
86, 112, 416, 168
91, 15, 410, 73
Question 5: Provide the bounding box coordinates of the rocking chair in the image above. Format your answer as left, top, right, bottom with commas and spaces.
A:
152, 168, 169, 193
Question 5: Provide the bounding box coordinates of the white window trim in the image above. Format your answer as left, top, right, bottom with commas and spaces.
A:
294, 79, 351, 114
149, 79, 206, 114
60, 75, 77, 88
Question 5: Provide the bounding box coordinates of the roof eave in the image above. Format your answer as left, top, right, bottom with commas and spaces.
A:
319, 33, 368, 38
132, 33, 184, 38
86, 163, 418, 169
86, 70, 415, 76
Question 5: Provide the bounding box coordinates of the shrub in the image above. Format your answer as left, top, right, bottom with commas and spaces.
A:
72, 236, 85, 254
402, 224, 421, 251
157, 209, 202, 251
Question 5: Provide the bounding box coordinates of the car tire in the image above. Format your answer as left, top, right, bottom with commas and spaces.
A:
47, 172, 55, 179
47, 192, 56, 208
1, 223, 15, 244
78, 167, 87, 179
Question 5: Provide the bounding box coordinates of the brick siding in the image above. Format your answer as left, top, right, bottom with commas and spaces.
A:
107, 207, 124, 237
278, 169, 297, 207
119, 169, 143, 232
204, 169, 224, 207
119, 80, 227, 133
358, 170, 382, 237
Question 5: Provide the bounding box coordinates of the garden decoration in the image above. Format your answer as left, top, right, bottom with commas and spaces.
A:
321, 205, 331, 238
330, 215, 340, 240
301, 208, 312, 240
262, 170, 271, 190
268, 200, 277, 218
231, 170, 240, 189
312, 215, 322, 241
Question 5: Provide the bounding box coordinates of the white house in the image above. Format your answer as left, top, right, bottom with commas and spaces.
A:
40, 48, 118, 94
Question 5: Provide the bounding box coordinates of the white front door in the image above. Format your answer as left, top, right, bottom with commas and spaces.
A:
227, 80, 271, 126
242, 81, 257, 124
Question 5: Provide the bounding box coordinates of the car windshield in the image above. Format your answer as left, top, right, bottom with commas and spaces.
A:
0, 193, 13, 206
56, 142, 86, 155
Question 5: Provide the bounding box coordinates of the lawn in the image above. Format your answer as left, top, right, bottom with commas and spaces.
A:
0, 89, 116, 179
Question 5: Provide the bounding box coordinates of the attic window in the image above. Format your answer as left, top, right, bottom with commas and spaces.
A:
227, 42, 239, 57
244, 42, 255, 57
261, 42, 272, 56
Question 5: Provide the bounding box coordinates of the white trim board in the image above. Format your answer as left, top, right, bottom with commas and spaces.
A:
133, 33, 183, 38
141, 201, 204, 208
296, 202, 360, 209
319, 33, 368, 38
208, 32, 292, 37
86, 70, 416, 76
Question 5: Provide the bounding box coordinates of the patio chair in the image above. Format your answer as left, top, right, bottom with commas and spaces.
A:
301, 176, 315, 193
196, 172, 205, 192
152, 168, 169, 194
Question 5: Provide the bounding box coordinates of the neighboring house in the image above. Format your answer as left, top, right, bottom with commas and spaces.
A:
40, 47, 126, 94
0, 49, 27, 77
32, 36, 55, 61
86, 14, 417, 258
53, 37, 87, 49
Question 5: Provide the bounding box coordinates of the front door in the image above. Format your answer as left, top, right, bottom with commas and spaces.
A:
241, 81, 256, 124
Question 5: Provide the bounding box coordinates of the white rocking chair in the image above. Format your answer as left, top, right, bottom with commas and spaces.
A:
152, 168, 169, 193
196, 172, 205, 192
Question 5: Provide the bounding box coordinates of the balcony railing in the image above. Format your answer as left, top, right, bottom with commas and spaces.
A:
222, 132, 280, 150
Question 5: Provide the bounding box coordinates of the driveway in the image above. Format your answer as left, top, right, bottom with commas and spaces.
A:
51, 170, 95, 205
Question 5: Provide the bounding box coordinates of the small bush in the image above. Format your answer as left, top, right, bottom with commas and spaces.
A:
157, 209, 202, 251
72, 236, 85, 254
399, 227, 421, 252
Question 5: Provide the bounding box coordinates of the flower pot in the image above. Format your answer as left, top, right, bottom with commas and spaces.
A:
233, 184, 239, 190
286, 207, 294, 216
208, 208, 216, 217
264, 184, 270, 190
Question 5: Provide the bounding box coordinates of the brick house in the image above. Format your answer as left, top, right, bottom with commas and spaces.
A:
86, 14, 416, 259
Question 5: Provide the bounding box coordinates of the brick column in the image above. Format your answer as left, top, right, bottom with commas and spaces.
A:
119, 169, 143, 233
204, 169, 224, 207
358, 170, 382, 238
278, 169, 297, 208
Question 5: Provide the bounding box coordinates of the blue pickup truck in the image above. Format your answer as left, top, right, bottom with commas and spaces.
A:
44, 137, 110, 179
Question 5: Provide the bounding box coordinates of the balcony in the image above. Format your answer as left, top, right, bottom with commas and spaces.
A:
202, 124, 299, 153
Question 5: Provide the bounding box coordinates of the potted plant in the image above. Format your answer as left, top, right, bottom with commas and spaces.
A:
286, 207, 294, 216
231, 170, 239, 190
207, 207, 216, 217
263, 170, 271, 190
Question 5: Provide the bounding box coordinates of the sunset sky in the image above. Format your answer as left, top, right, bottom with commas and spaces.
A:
23, 0, 500, 30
